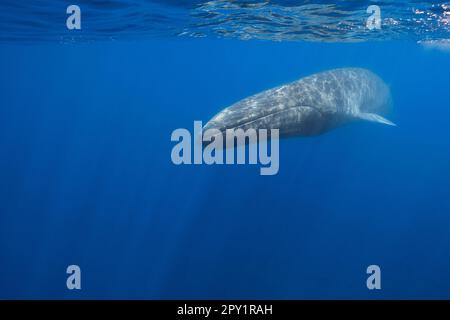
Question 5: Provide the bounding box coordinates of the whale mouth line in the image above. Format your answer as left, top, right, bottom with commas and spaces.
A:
204, 105, 322, 135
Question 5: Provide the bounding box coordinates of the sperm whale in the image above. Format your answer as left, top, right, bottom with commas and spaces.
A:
203, 68, 395, 143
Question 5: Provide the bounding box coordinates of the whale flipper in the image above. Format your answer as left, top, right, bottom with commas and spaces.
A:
356, 112, 397, 126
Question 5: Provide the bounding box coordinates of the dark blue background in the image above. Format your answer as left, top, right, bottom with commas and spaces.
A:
0, 39, 450, 298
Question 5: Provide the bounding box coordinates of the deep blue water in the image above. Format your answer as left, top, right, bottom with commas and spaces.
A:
1, 1, 450, 299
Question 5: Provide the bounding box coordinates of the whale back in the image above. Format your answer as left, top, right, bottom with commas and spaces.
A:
289, 68, 392, 129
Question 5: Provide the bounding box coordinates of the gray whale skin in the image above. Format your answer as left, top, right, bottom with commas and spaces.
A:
203, 68, 395, 141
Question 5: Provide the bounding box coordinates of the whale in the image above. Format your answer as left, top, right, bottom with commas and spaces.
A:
202, 68, 395, 144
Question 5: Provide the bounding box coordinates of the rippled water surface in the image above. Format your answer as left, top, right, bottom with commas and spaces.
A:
1, 1, 450, 42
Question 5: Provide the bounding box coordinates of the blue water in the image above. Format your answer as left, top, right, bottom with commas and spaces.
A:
1, 1, 450, 299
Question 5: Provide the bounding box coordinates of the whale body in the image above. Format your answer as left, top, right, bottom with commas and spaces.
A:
203, 68, 395, 142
